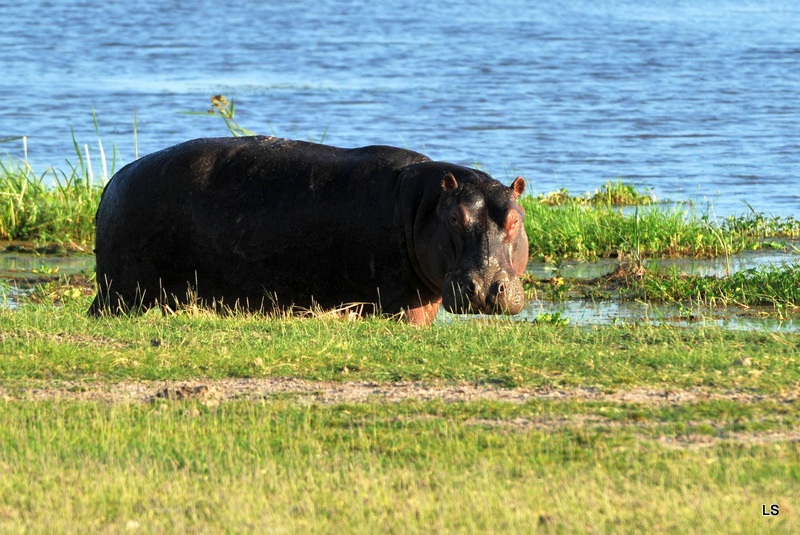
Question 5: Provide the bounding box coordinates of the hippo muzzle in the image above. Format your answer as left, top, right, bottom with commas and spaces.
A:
442, 268, 525, 315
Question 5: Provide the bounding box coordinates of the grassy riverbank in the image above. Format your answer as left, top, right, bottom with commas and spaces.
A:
1, 301, 799, 533
5, 299, 800, 388
518, 195, 799, 261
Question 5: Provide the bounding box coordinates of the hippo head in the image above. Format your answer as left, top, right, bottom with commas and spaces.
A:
405, 163, 528, 316
438, 171, 528, 315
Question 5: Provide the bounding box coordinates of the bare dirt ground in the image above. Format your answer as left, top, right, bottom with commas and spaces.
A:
2, 376, 797, 406
3, 378, 799, 448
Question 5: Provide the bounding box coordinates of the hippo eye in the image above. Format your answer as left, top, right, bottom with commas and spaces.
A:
449, 208, 463, 228
449, 206, 469, 230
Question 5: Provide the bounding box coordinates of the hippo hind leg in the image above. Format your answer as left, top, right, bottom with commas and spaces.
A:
88, 256, 185, 316
87, 276, 163, 316
88, 279, 194, 316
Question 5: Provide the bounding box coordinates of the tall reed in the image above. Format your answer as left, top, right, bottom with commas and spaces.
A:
0, 124, 114, 248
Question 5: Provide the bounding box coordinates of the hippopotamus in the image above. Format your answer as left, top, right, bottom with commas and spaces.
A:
88, 136, 528, 325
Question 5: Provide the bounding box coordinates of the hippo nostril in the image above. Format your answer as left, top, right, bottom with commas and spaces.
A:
488, 280, 505, 299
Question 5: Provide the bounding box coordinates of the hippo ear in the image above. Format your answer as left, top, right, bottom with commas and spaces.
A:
510, 176, 526, 200
442, 172, 458, 192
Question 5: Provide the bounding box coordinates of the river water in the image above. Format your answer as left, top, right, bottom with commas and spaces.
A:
1, 0, 799, 216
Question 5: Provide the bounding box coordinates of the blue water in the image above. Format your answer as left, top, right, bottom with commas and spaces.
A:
1, 0, 799, 217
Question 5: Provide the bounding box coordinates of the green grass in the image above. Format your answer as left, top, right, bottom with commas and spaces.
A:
621, 264, 800, 309
0, 158, 103, 247
536, 179, 657, 206
1, 302, 799, 533
519, 196, 800, 262
0, 120, 114, 248
1, 398, 797, 534
3, 298, 800, 391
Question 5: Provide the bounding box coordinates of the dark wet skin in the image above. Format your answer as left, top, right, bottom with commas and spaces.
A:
89, 136, 528, 325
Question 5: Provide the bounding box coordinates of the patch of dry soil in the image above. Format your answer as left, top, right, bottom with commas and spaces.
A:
4, 378, 798, 448
1, 377, 797, 406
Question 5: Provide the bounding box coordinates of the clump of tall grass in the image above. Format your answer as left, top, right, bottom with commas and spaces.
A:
0, 158, 103, 248
0, 114, 119, 249
520, 191, 800, 261
536, 180, 657, 206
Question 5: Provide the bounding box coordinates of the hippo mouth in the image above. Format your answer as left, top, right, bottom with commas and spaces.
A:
442, 271, 525, 315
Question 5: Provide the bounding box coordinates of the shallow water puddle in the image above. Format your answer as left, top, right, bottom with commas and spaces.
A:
443, 299, 800, 332
0, 253, 94, 278
452, 248, 800, 331
0, 253, 95, 308
514, 300, 799, 331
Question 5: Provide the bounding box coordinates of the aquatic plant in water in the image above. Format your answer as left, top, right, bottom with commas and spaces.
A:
619, 264, 800, 309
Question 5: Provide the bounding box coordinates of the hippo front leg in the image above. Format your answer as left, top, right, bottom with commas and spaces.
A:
402, 299, 441, 326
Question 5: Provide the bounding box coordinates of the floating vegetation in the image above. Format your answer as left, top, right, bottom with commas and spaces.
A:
722, 209, 800, 239
530, 311, 570, 326
520, 258, 800, 313
619, 264, 800, 309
